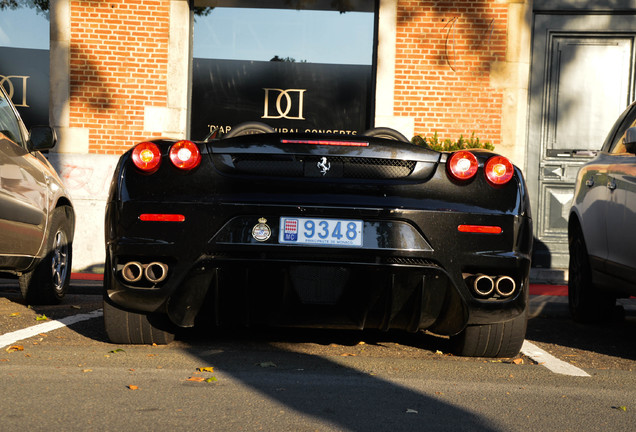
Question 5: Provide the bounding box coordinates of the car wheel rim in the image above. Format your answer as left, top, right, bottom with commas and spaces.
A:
51, 230, 69, 294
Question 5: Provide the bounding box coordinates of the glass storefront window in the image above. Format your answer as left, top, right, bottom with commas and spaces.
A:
193, 7, 374, 65
191, 0, 376, 139
0, 1, 50, 127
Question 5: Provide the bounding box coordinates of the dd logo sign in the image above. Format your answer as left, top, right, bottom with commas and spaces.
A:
262, 88, 306, 120
0, 75, 30, 107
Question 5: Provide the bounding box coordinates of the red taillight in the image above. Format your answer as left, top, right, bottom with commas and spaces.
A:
139, 214, 185, 222
132, 142, 161, 173
447, 151, 478, 181
281, 139, 369, 147
458, 224, 503, 234
485, 156, 514, 185
169, 140, 201, 170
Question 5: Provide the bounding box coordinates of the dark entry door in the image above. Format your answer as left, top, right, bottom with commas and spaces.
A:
527, 13, 636, 269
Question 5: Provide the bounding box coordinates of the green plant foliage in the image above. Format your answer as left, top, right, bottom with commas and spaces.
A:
411, 132, 494, 152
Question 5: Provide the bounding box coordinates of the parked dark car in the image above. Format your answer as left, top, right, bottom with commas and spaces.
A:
104, 122, 533, 357
0, 86, 74, 304
569, 100, 636, 322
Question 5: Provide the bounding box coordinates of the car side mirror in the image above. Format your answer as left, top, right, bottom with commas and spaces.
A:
27, 126, 57, 152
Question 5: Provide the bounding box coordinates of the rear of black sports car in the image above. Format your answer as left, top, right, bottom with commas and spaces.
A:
104, 128, 532, 357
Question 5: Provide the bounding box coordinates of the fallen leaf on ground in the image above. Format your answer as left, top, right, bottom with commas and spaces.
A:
512, 358, 524, 365
70, 305, 81, 310
258, 362, 277, 368
82, 369, 93, 373
6, 345, 23, 353
197, 367, 214, 373
187, 376, 205, 382
9, 312, 19, 317
341, 353, 356, 357
109, 348, 125, 354
127, 385, 139, 390
35, 315, 48, 321
612, 406, 627, 412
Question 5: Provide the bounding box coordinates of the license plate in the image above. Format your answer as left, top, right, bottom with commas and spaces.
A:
279, 217, 363, 247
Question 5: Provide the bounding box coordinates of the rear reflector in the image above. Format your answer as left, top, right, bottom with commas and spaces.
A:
281, 139, 369, 147
458, 224, 502, 234
139, 214, 185, 222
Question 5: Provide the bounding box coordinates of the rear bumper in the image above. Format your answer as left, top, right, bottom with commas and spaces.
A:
105, 201, 532, 336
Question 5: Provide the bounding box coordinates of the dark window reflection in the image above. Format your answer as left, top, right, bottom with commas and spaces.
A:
0, 1, 50, 127
191, 0, 377, 139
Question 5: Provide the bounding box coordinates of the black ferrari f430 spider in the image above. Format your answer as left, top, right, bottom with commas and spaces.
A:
104, 123, 532, 358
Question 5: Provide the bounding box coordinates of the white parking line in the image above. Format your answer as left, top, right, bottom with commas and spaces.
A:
521, 340, 590, 377
0, 309, 103, 349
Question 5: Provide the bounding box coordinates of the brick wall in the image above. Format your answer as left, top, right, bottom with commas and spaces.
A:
395, 0, 508, 146
69, 0, 170, 154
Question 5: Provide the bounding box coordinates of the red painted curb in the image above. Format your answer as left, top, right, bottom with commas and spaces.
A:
529, 284, 567, 296
71, 273, 104, 281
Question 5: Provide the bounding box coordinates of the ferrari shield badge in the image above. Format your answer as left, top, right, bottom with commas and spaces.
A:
252, 217, 271, 242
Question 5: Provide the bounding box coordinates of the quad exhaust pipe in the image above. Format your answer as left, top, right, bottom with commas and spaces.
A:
495, 276, 516, 297
467, 273, 516, 299
145, 262, 169, 283
121, 261, 169, 284
473, 274, 495, 297
121, 261, 144, 283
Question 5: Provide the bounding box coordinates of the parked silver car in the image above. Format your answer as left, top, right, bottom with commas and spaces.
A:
0, 85, 74, 304
568, 100, 636, 322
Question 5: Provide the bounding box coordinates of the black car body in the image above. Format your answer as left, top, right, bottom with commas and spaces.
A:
0, 86, 75, 304
104, 123, 533, 357
568, 100, 636, 322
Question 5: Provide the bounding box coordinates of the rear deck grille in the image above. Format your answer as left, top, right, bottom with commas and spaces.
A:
214, 155, 416, 179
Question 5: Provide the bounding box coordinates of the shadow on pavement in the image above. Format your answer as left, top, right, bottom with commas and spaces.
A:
527, 295, 636, 364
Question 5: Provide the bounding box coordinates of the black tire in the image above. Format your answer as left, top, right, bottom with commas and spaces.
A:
450, 311, 527, 358
224, 122, 275, 138
568, 224, 615, 323
362, 127, 410, 142
19, 206, 73, 305
103, 297, 175, 345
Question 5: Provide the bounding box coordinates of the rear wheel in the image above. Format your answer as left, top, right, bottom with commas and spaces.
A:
568, 225, 615, 323
224, 121, 275, 138
103, 296, 175, 345
19, 206, 73, 305
450, 311, 527, 358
